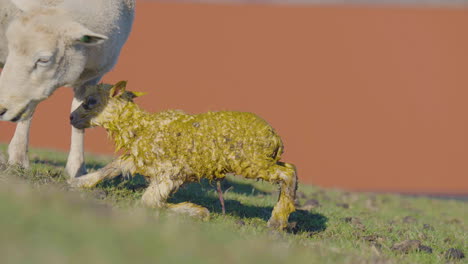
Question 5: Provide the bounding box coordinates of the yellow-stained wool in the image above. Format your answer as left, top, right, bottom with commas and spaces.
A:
69, 81, 298, 230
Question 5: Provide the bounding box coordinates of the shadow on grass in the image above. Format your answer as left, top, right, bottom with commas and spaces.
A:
32, 158, 107, 171
217, 178, 270, 196
171, 180, 327, 234
96, 175, 327, 234
98, 174, 148, 192
31, 153, 328, 235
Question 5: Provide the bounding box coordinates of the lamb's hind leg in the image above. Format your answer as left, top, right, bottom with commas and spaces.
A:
267, 162, 298, 230
142, 178, 210, 220
216, 180, 226, 214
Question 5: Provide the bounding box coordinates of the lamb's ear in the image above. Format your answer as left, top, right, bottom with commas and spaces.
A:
123, 91, 146, 100
67, 22, 108, 46
11, 0, 41, 12
131, 91, 146, 98
110, 81, 128, 98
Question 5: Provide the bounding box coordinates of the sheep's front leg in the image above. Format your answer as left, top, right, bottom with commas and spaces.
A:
68, 158, 123, 188
65, 95, 87, 178
66, 78, 101, 178
142, 178, 210, 220
8, 118, 32, 168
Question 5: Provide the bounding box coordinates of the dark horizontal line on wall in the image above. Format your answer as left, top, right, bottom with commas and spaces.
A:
139, 0, 468, 8
401, 193, 468, 202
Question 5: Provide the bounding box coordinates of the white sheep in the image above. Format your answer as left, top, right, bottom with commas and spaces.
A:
0, 0, 135, 178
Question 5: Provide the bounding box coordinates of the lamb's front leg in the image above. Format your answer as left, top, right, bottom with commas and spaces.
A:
8, 118, 32, 168
142, 178, 210, 220
68, 158, 123, 188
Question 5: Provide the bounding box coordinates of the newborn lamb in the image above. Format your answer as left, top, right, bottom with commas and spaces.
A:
69, 81, 298, 230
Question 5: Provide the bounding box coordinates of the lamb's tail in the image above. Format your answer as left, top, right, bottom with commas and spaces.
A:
270, 133, 284, 162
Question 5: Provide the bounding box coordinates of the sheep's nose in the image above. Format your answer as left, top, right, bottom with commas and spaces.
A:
69, 114, 74, 122
0, 106, 7, 117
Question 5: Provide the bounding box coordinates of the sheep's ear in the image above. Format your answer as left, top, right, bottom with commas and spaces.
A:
67, 22, 108, 46
110, 81, 128, 98
11, 0, 41, 12
77, 34, 108, 46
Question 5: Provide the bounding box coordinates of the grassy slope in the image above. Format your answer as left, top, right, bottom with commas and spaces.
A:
0, 146, 466, 264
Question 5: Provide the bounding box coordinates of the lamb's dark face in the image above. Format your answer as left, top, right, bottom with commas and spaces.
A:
70, 81, 142, 129
70, 83, 113, 129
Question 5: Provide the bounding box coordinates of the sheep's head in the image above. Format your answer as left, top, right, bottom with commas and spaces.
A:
0, 7, 108, 122
70, 81, 144, 129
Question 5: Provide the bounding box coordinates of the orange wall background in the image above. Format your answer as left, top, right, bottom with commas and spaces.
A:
1, 2, 467, 193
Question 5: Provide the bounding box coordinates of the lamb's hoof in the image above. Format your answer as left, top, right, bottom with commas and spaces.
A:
68, 178, 85, 188
68, 174, 99, 188
168, 202, 211, 221
267, 218, 288, 231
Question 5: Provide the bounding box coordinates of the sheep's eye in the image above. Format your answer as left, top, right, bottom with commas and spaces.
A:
36, 57, 51, 66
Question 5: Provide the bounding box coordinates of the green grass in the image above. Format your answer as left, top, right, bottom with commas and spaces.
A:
0, 146, 466, 264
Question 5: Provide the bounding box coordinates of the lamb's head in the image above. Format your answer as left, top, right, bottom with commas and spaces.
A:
70, 81, 143, 129
0, 7, 107, 122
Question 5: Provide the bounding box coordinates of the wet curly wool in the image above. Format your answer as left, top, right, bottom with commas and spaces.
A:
71, 81, 298, 230
118, 110, 283, 182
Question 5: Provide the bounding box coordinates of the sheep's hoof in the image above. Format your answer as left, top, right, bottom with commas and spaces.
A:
65, 161, 87, 178
8, 153, 30, 169
0, 153, 6, 165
